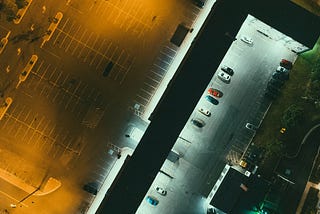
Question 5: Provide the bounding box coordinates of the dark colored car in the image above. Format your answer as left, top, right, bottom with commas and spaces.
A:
103, 61, 114, 76
191, 118, 205, 128
264, 90, 278, 99
266, 84, 280, 95
83, 182, 98, 195
280, 59, 293, 70
193, 0, 206, 8
272, 72, 289, 81
208, 88, 223, 98
268, 76, 284, 88
205, 95, 219, 105
221, 65, 234, 76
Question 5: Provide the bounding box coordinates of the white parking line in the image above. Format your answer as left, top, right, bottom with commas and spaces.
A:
24, 114, 40, 145
71, 29, 88, 56
48, 67, 58, 82
153, 63, 167, 72
157, 57, 171, 66
164, 45, 177, 55
90, 39, 106, 66
125, 3, 140, 32
160, 50, 174, 59
151, 70, 164, 78
78, 32, 93, 59
1, 104, 18, 130
84, 35, 99, 62
65, 23, 81, 52
95, 0, 105, 14
33, 61, 46, 90
52, 71, 62, 87
65, 81, 82, 109
10, 109, 33, 139
54, 18, 70, 46
96, 42, 112, 69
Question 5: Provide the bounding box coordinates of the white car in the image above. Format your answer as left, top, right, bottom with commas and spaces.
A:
240, 35, 253, 45
245, 123, 258, 131
276, 66, 289, 73
217, 71, 231, 83
198, 108, 211, 117
155, 187, 167, 196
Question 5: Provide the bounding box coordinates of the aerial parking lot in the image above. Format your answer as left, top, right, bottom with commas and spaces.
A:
136, 13, 304, 214
0, 0, 318, 213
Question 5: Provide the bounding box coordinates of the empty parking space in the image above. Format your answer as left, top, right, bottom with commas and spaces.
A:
19, 59, 108, 121
132, 44, 178, 114
88, 0, 156, 38
44, 18, 135, 84
0, 103, 85, 162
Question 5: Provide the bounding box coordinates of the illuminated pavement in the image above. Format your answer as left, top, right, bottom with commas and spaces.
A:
136, 15, 298, 214
0, 0, 205, 213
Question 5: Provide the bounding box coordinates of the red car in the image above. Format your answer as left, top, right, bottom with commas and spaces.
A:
280, 59, 292, 70
208, 88, 223, 98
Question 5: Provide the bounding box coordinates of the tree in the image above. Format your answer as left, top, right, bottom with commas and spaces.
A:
309, 80, 320, 100
264, 139, 284, 158
0, 0, 19, 21
281, 104, 304, 128
311, 68, 320, 81
15, 0, 26, 9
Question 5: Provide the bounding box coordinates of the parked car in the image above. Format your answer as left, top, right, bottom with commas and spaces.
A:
217, 71, 230, 83
276, 66, 289, 74
205, 95, 219, 105
245, 123, 258, 131
280, 59, 293, 69
240, 35, 253, 45
193, 0, 206, 8
267, 79, 284, 90
198, 108, 211, 116
146, 196, 159, 206
103, 61, 114, 76
83, 182, 98, 195
221, 65, 234, 76
191, 118, 205, 128
156, 187, 167, 196
266, 83, 280, 94
208, 88, 223, 98
272, 72, 289, 81
239, 159, 258, 174
264, 89, 278, 99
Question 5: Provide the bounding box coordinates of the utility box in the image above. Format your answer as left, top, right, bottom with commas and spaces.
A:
170, 24, 190, 47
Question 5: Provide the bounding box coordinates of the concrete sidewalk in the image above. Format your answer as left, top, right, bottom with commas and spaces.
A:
0, 148, 61, 197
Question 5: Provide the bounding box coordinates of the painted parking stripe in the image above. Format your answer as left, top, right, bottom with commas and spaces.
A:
96, 41, 112, 69
65, 24, 81, 52
78, 31, 93, 58
84, 34, 99, 63
71, 29, 88, 56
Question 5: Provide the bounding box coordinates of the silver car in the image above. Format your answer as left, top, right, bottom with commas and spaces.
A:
245, 123, 258, 131
155, 187, 167, 196
217, 71, 231, 83
240, 35, 253, 45
198, 108, 211, 117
